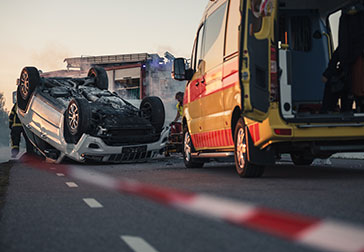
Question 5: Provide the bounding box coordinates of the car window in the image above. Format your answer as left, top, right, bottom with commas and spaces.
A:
203, 2, 228, 71
225, 0, 240, 57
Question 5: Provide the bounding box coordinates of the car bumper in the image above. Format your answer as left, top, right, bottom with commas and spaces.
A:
64, 129, 168, 163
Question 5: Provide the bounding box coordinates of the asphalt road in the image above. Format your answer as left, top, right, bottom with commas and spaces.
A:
0, 155, 364, 252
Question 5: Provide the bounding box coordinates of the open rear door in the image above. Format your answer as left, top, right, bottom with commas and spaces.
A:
240, 0, 276, 122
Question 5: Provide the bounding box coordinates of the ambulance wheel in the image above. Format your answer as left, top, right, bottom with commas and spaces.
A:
290, 153, 314, 166
140, 96, 165, 133
234, 119, 264, 178
17, 67, 41, 111
65, 98, 90, 143
183, 127, 204, 168
88, 66, 108, 90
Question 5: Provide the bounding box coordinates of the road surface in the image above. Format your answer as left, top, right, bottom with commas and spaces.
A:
0, 154, 363, 252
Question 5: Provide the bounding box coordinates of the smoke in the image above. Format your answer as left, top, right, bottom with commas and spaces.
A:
144, 55, 186, 125
31, 43, 72, 72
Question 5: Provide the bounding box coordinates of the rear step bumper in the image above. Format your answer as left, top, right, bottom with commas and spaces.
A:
191, 152, 234, 158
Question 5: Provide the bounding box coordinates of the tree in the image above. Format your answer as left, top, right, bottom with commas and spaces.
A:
0, 93, 10, 146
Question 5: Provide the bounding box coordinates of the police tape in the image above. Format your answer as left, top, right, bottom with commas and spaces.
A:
23, 156, 364, 252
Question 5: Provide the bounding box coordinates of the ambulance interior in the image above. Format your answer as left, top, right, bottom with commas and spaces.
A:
277, 0, 364, 121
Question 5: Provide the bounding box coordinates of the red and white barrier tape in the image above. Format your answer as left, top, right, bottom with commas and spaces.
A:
22, 157, 364, 252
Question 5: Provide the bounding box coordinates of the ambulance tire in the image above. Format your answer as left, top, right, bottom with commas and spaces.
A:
17, 67, 41, 111
140, 96, 165, 133
87, 67, 108, 90
290, 153, 314, 166
183, 127, 204, 168
234, 119, 264, 178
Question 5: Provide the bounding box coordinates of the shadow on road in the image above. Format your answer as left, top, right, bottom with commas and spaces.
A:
202, 159, 364, 180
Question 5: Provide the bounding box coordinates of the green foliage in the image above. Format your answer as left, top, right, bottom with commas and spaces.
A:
0, 93, 10, 147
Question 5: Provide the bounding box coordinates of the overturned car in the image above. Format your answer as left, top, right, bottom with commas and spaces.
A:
16, 66, 167, 163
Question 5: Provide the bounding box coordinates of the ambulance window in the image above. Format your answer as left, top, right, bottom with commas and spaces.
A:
190, 40, 197, 70
225, 0, 240, 56
203, 2, 228, 71
329, 10, 341, 50
251, 0, 263, 33
195, 24, 205, 71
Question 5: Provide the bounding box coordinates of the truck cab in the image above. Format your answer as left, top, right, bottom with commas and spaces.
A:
173, 0, 364, 177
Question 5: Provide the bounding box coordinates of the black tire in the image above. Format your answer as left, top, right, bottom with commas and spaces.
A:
88, 67, 108, 90
140, 96, 165, 133
17, 67, 41, 111
65, 98, 90, 143
290, 153, 314, 166
234, 119, 264, 178
183, 126, 204, 168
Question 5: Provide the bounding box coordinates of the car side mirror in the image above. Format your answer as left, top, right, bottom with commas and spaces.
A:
172, 58, 190, 81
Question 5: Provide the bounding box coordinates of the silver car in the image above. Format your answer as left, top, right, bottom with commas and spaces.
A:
17, 66, 168, 163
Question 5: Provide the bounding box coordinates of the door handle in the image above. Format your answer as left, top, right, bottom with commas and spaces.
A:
195, 78, 205, 87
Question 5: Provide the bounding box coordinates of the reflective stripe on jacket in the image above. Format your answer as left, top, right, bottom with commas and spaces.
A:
176, 102, 183, 117
9, 104, 22, 129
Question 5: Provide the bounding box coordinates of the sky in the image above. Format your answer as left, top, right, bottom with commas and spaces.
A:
0, 0, 209, 111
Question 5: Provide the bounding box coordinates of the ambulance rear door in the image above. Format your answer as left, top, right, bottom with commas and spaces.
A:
240, 0, 276, 122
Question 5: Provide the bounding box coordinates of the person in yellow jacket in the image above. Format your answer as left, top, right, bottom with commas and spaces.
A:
8, 104, 32, 158
173, 92, 184, 123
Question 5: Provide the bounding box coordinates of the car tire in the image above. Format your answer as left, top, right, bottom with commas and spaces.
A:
17, 67, 41, 111
88, 67, 108, 90
140, 96, 165, 133
234, 119, 264, 178
65, 98, 90, 143
183, 126, 204, 168
290, 153, 314, 166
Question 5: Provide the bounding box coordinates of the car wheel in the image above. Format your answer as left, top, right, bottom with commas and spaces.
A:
234, 119, 264, 178
65, 98, 90, 143
290, 153, 314, 166
183, 126, 204, 168
140, 96, 165, 133
88, 67, 108, 90
17, 67, 41, 111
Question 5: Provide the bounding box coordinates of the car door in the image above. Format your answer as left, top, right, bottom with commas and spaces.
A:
240, 0, 276, 121
185, 24, 206, 139
197, 1, 229, 149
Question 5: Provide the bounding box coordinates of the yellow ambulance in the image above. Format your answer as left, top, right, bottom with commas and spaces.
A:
173, 0, 364, 177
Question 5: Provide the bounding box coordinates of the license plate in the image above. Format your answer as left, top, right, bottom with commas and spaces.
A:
122, 145, 147, 154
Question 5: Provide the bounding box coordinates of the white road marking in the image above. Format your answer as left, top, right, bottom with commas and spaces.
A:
50, 167, 56, 170
65, 182, 78, 188
83, 198, 103, 208
56, 173, 65, 177
121, 236, 159, 252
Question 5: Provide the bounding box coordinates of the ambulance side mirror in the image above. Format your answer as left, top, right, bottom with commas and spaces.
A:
172, 58, 193, 81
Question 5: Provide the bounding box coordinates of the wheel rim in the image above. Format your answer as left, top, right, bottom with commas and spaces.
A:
20, 70, 30, 100
68, 103, 79, 132
236, 127, 247, 169
184, 131, 192, 162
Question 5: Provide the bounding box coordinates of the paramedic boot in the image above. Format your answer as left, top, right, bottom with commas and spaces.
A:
11, 147, 19, 158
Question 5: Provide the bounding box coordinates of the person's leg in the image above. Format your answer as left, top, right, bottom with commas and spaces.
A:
10, 127, 22, 158
321, 83, 339, 112
340, 91, 354, 112
22, 128, 34, 154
